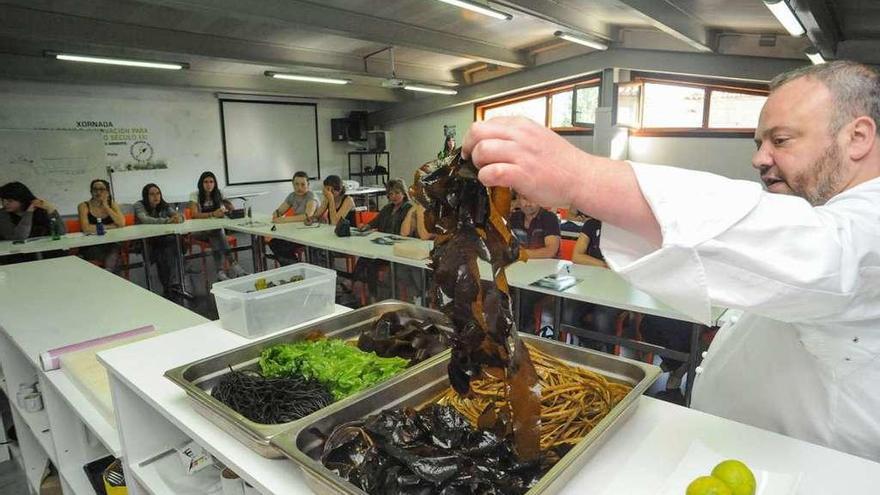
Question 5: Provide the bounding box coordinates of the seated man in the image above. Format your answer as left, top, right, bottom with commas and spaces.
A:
509, 194, 560, 258
509, 194, 561, 335
268, 171, 318, 266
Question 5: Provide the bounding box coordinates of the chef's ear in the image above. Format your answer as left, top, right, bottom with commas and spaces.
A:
846, 115, 877, 162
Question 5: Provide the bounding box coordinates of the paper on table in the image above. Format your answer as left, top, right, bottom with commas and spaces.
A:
659, 440, 802, 495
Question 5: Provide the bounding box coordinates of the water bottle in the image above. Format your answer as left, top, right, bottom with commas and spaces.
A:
50, 218, 61, 240
96, 217, 105, 236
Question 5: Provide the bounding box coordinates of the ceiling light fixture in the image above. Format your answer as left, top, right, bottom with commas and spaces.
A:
52, 53, 186, 70
805, 47, 826, 65
403, 84, 458, 95
266, 71, 351, 85
435, 0, 512, 21
762, 0, 805, 37
553, 31, 608, 51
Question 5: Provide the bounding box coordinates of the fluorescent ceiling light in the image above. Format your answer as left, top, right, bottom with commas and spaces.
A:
54, 53, 185, 70
403, 84, 458, 95
805, 47, 826, 65
554, 31, 608, 51
266, 72, 350, 85
763, 0, 805, 37
435, 0, 512, 21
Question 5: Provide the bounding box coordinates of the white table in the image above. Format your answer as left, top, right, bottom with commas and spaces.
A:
229, 222, 723, 405
0, 256, 207, 494
98, 306, 350, 495
98, 311, 880, 494
0, 216, 260, 292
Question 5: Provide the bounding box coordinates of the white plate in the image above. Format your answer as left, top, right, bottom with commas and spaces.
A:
659, 440, 802, 495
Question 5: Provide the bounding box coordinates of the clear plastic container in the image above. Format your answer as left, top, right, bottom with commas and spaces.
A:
211, 263, 337, 338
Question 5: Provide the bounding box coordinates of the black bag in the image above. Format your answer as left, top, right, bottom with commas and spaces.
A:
335, 218, 351, 237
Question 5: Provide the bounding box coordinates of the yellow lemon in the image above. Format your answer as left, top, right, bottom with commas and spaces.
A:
711, 460, 757, 495
686, 476, 733, 495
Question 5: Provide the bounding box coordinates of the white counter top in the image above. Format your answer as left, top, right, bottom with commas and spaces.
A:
98, 306, 351, 495
97, 308, 880, 494
0, 256, 207, 366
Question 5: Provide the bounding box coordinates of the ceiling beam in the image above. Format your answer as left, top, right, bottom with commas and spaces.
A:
612, 0, 713, 52
0, 52, 403, 102
370, 48, 806, 125
835, 40, 880, 65
789, 0, 840, 60
0, 4, 456, 85
493, 0, 614, 40
132, 0, 529, 68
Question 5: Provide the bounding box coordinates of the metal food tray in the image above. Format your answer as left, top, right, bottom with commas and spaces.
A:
164, 300, 452, 458
271, 333, 661, 495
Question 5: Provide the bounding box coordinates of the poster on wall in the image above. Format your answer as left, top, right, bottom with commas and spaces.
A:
73, 120, 167, 172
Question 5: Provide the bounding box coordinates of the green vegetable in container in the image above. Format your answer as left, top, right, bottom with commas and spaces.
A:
259, 340, 409, 400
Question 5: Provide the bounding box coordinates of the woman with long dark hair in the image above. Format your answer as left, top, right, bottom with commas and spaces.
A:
135, 183, 190, 300
312, 175, 355, 226
0, 181, 65, 241
77, 178, 126, 271
188, 171, 247, 280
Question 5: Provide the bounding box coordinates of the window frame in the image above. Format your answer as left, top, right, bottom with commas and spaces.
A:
475, 75, 601, 135
627, 72, 769, 138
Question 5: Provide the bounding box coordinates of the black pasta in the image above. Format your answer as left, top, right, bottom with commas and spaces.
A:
211, 367, 334, 424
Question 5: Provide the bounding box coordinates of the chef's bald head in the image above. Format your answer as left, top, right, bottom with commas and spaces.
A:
770, 61, 880, 136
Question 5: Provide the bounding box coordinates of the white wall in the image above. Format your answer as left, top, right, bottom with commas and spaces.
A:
386, 105, 474, 185
628, 136, 760, 182
0, 80, 379, 213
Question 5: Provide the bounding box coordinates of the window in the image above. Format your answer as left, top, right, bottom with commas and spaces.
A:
642, 83, 705, 128
476, 76, 600, 133
483, 96, 546, 124
622, 74, 768, 135
708, 91, 767, 128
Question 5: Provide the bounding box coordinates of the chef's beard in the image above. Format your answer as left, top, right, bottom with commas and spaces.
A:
788, 142, 845, 206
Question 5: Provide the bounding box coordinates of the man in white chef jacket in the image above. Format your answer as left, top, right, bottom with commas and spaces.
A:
462, 60, 880, 461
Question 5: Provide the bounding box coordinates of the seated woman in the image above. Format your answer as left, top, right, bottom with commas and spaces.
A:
188, 171, 247, 281
0, 181, 65, 240
268, 171, 318, 266
353, 179, 413, 303
0, 182, 66, 264
135, 183, 191, 301
77, 179, 126, 272
313, 175, 355, 226
357, 179, 412, 234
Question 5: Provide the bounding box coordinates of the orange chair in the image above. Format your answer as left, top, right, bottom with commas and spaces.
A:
356, 210, 379, 228
65, 219, 82, 233
118, 213, 136, 279
182, 208, 238, 288
614, 311, 654, 364
69, 214, 131, 278
558, 239, 576, 261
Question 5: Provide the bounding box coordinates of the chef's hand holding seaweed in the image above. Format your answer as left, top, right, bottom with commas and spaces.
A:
464, 60, 880, 462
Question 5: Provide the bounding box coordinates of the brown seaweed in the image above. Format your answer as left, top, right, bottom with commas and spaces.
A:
411, 150, 542, 461
358, 311, 450, 365
321, 405, 552, 495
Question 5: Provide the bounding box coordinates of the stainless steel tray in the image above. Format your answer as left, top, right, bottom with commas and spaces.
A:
164, 300, 452, 458
271, 333, 661, 495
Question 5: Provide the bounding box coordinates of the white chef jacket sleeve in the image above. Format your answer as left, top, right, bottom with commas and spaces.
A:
601, 162, 874, 326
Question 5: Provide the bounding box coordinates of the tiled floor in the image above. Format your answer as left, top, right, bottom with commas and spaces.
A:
0, 457, 29, 495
